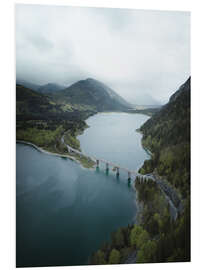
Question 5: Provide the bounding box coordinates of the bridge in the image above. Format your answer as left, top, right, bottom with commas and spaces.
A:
61, 135, 152, 181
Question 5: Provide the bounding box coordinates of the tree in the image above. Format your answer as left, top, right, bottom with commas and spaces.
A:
93, 250, 106, 264
136, 230, 150, 249
130, 225, 143, 247
136, 240, 157, 263
112, 228, 125, 249
148, 213, 162, 236
130, 225, 149, 249
108, 249, 120, 264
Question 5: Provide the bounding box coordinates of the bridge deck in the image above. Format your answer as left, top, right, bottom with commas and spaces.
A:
61, 135, 154, 179
65, 143, 140, 175
98, 159, 138, 175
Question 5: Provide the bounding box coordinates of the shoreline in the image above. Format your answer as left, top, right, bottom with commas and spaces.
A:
136, 129, 183, 220
135, 128, 153, 157
16, 140, 95, 170
17, 114, 154, 265
17, 112, 151, 217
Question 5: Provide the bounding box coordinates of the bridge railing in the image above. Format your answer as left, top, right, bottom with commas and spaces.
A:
62, 138, 153, 181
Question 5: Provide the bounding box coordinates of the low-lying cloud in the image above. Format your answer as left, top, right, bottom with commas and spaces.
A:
16, 4, 190, 104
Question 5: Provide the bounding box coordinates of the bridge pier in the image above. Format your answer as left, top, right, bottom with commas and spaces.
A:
128, 171, 131, 180
106, 163, 109, 171
96, 159, 99, 168
116, 167, 120, 177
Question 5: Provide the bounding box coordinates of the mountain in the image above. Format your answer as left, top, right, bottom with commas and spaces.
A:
16, 79, 41, 92
138, 77, 190, 262
37, 83, 65, 94
52, 78, 132, 111
16, 84, 94, 122
16, 79, 66, 94
169, 77, 190, 103
140, 77, 190, 197
16, 84, 61, 118
16, 78, 132, 111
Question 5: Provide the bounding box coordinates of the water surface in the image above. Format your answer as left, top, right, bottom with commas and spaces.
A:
78, 112, 150, 172
16, 113, 149, 267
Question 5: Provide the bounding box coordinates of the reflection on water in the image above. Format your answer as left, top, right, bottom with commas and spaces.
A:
16, 113, 149, 267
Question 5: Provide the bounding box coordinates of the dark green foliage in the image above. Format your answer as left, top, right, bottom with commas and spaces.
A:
136, 240, 157, 263
16, 84, 63, 117
111, 228, 125, 249
90, 78, 190, 265
130, 225, 149, 249
139, 77, 190, 198
154, 199, 190, 263
16, 84, 95, 153
17, 77, 191, 264
136, 77, 191, 262
16, 80, 131, 155
135, 178, 171, 237
16, 84, 95, 122
90, 225, 133, 265
108, 249, 120, 264
91, 250, 107, 265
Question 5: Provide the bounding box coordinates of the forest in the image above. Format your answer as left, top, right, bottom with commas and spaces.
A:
16, 84, 95, 154
91, 77, 191, 264
16, 77, 191, 264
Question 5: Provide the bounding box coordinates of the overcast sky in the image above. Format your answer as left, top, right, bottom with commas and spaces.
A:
16, 4, 190, 105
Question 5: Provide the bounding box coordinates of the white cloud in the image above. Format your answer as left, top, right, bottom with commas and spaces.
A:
16, 4, 190, 104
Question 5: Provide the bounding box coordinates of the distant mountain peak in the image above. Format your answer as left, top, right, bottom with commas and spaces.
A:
53, 78, 132, 111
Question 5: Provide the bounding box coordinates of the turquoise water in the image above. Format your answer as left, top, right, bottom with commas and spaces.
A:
16, 113, 149, 267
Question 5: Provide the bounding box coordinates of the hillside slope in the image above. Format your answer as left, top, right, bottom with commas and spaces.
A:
52, 78, 132, 111
16, 79, 41, 91
90, 77, 191, 265
16, 84, 95, 121
38, 83, 65, 94
139, 77, 190, 198
16, 84, 93, 156
16, 84, 61, 117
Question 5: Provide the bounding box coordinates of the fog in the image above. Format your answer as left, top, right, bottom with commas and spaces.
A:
16, 4, 190, 104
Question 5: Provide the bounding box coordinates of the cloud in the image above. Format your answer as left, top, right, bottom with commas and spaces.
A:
15, 4, 190, 104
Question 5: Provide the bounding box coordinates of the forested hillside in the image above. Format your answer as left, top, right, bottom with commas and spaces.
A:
91, 78, 191, 264
16, 79, 131, 165
139, 77, 190, 198
52, 78, 132, 111
16, 84, 93, 154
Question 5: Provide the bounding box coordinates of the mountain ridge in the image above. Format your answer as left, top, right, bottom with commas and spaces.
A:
52, 78, 132, 111
37, 83, 66, 94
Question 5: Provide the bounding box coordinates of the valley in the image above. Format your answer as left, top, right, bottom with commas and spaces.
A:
16, 76, 190, 266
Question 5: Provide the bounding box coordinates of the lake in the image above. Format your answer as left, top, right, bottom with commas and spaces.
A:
16, 113, 150, 267
78, 112, 150, 172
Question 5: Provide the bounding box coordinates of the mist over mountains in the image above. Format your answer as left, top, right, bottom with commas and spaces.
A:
16, 77, 134, 118
16, 79, 66, 94
16, 77, 163, 107
16, 6, 190, 105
